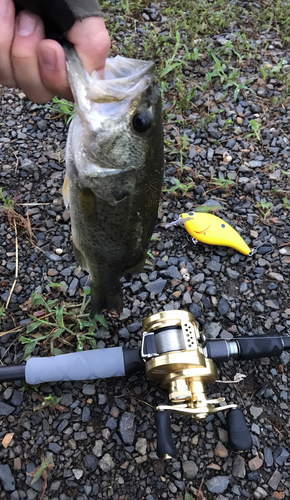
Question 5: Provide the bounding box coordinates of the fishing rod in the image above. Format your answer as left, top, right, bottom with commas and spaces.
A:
0, 310, 289, 460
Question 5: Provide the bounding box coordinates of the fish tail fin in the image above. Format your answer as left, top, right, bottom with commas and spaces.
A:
90, 281, 123, 318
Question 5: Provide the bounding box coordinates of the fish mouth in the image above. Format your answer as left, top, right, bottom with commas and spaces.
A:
65, 44, 155, 105
89, 57, 155, 103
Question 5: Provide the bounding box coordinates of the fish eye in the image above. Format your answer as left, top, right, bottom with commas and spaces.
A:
132, 111, 151, 133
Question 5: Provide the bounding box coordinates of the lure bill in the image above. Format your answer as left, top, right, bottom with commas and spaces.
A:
64, 45, 164, 317
166, 212, 251, 255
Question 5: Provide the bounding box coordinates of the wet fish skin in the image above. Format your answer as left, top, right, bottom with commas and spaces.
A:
64, 45, 164, 316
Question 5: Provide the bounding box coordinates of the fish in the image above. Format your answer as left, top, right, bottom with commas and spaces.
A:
63, 45, 164, 317
166, 212, 251, 255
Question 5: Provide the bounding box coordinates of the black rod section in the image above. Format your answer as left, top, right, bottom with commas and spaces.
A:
123, 348, 145, 376
206, 335, 290, 362
227, 408, 253, 451
155, 410, 178, 459
0, 365, 26, 382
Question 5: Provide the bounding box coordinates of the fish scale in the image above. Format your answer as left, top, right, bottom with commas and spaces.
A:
64, 45, 164, 316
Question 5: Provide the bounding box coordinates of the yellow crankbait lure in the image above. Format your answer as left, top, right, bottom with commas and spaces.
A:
166, 211, 251, 255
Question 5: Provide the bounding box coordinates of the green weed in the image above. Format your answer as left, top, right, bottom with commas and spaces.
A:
206, 52, 227, 84
0, 305, 6, 325
206, 51, 251, 100
163, 178, 194, 196
256, 199, 273, 219
46, 97, 76, 124
282, 170, 290, 182
0, 187, 14, 209
195, 204, 226, 213
20, 288, 108, 359
260, 58, 287, 80
43, 394, 62, 408
28, 454, 53, 485
282, 197, 290, 210
211, 174, 236, 189
248, 119, 262, 141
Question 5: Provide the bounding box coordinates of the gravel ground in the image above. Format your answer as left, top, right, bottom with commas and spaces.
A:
0, 1, 290, 499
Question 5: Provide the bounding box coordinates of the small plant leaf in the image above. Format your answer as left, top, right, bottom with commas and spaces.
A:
195, 204, 226, 213
26, 321, 42, 334
95, 314, 108, 328
30, 455, 53, 484
23, 341, 37, 359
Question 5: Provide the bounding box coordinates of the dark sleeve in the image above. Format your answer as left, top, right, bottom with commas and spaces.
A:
14, 0, 103, 41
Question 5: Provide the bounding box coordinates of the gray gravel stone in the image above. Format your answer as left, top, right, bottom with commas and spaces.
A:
145, 278, 167, 294
99, 453, 115, 472
217, 297, 230, 315
60, 393, 73, 406
82, 384, 96, 395
206, 476, 230, 494
204, 322, 222, 338
273, 446, 289, 465
264, 446, 273, 466
226, 268, 240, 279
232, 455, 246, 478
0, 464, 15, 491
92, 439, 103, 457
182, 461, 198, 479
207, 260, 222, 272
135, 437, 147, 455
253, 486, 268, 499
252, 301, 264, 313
268, 470, 282, 490
48, 442, 62, 454
166, 265, 181, 279
119, 411, 136, 445
10, 390, 23, 407
84, 454, 98, 471
250, 406, 263, 419
0, 402, 15, 415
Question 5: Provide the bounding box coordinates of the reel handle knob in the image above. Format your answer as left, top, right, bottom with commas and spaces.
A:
155, 410, 178, 459
226, 408, 253, 451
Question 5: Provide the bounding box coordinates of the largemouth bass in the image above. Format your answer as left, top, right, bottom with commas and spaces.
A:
63, 45, 164, 317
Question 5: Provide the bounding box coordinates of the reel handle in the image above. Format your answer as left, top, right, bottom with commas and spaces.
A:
154, 410, 178, 459
226, 408, 253, 451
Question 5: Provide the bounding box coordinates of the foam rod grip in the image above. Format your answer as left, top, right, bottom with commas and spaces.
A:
25, 347, 125, 385
226, 408, 253, 451
237, 336, 284, 361
155, 410, 178, 459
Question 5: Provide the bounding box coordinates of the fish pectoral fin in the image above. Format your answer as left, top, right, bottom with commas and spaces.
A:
72, 239, 88, 271
90, 281, 123, 318
62, 174, 70, 208
78, 186, 97, 218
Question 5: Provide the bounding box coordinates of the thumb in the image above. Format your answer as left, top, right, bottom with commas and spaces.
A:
66, 17, 111, 75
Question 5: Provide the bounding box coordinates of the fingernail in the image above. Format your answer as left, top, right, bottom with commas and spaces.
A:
39, 46, 56, 72
0, 0, 9, 17
17, 12, 36, 36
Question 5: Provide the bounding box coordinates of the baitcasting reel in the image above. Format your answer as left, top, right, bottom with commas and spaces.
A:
142, 310, 236, 417
141, 310, 248, 458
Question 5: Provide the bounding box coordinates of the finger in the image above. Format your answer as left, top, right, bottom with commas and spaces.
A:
11, 10, 54, 103
66, 17, 111, 75
0, 0, 16, 87
38, 39, 73, 101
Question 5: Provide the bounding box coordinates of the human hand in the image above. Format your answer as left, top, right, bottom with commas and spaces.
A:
0, 0, 111, 103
